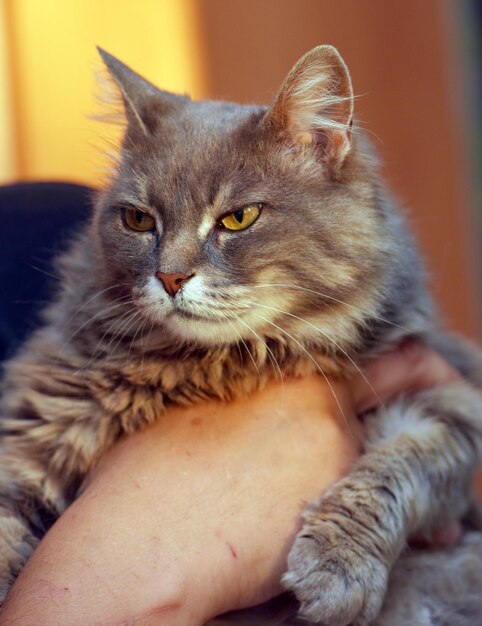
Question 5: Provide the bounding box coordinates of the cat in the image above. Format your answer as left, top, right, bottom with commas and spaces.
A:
0, 44, 481, 626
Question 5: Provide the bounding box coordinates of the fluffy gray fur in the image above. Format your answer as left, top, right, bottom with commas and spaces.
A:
0, 45, 481, 625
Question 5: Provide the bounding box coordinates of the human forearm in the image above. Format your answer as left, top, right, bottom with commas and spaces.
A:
1, 376, 359, 625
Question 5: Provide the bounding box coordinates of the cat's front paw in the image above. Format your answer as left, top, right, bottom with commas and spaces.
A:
0, 518, 38, 606
282, 520, 388, 626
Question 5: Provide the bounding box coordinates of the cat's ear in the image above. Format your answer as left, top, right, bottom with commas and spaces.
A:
266, 45, 354, 175
97, 48, 188, 136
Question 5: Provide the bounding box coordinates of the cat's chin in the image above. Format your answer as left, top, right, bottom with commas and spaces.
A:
162, 313, 248, 347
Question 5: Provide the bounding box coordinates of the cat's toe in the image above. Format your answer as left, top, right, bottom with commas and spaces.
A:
283, 537, 364, 626
283, 528, 388, 626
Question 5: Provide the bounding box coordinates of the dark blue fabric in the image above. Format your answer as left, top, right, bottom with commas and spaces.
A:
0, 182, 94, 362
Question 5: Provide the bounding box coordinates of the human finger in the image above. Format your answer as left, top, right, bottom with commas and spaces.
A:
350, 342, 460, 414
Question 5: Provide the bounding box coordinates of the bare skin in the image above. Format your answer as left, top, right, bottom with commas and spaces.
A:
0, 345, 459, 626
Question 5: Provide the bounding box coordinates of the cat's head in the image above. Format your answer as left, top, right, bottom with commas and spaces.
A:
93, 46, 392, 352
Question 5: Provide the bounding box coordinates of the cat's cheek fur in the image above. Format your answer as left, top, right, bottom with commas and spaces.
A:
134, 276, 173, 321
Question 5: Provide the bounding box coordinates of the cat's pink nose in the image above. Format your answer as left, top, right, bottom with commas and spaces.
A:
155, 272, 192, 296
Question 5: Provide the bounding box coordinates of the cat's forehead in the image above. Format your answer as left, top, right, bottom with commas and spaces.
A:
155, 99, 266, 171
123, 100, 270, 215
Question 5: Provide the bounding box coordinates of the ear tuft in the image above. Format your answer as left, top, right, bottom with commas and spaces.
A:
97, 47, 188, 136
268, 45, 354, 175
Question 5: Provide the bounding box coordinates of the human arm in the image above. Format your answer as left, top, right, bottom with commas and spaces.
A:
0, 345, 459, 625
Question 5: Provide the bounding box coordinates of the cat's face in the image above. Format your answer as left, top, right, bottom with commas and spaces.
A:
94, 47, 388, 351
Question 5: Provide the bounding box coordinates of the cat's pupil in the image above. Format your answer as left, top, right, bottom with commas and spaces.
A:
234, 210, 244, 224
135, 211, 144, 224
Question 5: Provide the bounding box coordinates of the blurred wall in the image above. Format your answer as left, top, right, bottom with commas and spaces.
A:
0, 0, 480, 340
0, 1, 15, 182
2, 0, 207, 185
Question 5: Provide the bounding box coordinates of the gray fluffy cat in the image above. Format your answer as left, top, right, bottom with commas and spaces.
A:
0, 45, 481, 625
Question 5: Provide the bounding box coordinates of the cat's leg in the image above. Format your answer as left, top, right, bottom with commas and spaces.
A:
0, 501, 39, 602
283, 381, 482, 626
373, 532, 482, 626
0, 449, 65, 604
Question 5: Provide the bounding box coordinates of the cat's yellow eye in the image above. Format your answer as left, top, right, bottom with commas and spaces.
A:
220, 204, 261, 231
123, 207, 156, 232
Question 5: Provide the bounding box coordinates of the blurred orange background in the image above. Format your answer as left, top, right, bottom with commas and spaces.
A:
0, 0, 480, 340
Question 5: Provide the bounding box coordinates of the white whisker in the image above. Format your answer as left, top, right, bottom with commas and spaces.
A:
139, 317, 156, 377
127, 312, 148, 360
61, 295, 134, 353
107, 309, 144, 361
254, 283, 408, 332
250, 311, 355, 438
231, 311, 284, 385
60, 283, 130, 334
74, 306, 139, 375
219, 311, 260, 376
247, 300, 384, 410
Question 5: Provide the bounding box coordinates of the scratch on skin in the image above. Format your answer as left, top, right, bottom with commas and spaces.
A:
116, 601, 183, 624
226, 541, 238, 560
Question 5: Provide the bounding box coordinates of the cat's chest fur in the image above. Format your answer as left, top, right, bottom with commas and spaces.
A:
1, 322, 345, 489
54, 327, 345, 429
93, 343, 339, 428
